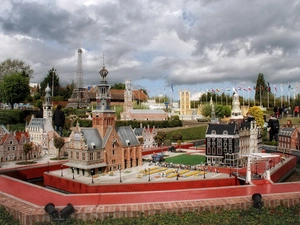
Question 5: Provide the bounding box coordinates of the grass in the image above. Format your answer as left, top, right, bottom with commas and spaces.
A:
164, 154, 206, 165
5, 204, 300, 225
15, 161, 37, 165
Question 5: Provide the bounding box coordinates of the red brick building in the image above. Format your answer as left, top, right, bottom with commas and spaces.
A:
65, 66, 143, 176
278, 127, 300, 153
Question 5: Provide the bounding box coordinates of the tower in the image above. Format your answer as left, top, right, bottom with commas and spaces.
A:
66, 49, 90, 108
121, 80, 133, 120
179, 90, 191, 115
43, 83, 52, 119
92, 64, 116, 137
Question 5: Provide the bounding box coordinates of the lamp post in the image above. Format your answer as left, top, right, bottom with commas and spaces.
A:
203, 167, 206, 179
256, 162, 258, 175
229, 165, 232, 177
47, 161, 49, 173
148, 168, 151, 182
61, 165, 63, 177
72, 168, 75, 179
91, 169, 94, 184
119, 168, 122, 183
176, 169, 179, 180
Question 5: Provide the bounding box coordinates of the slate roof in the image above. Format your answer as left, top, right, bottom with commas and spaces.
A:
116, 126, 140, 146
27, 118, 54, 132
278, 127, 297, 137
81, 128, 103, 150
206, 123, 237, 135
134, 128, 143, 136
0, 125, 9, 134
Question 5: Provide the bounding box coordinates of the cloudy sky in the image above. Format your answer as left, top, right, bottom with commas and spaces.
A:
0, 0, 300, 100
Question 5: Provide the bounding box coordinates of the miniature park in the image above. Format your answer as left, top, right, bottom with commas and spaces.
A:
1, 53, 300, 224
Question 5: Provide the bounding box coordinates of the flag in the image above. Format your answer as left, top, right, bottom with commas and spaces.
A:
268, 86, 271, 92
216, 88, 220, 92
211, 88, 215, 93
232, 87, 237, 92
288, 83, 293, 90
274, 85, 277, 92
226, 87, 231, 91
170, 83, 174, 92
248, 86, 252, 91
243, 87, 247, 91
238, 86, 242, 91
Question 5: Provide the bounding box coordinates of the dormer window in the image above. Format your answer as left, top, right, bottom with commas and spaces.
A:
223, 130, 228, 135
91, 142, 96, 149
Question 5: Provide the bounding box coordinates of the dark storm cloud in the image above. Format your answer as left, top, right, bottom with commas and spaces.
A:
0, 1, 96, 45
1, 0, 300, 91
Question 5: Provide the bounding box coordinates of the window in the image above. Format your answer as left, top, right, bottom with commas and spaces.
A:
212, 147, 216, 155
7, 146, 10, 151
70, 151, 73, 159
97, 152, 100, 159
112, 150, 115, 155
112, 160, 116, 164
12, 146, 16, 151
10, 141, 13, 145
89, 152, 94, 160
82, 152, 85, 160
76, 152, 79, 160
207, 147, 211, 154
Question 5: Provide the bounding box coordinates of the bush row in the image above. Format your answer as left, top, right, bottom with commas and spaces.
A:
115, 119, 182, 128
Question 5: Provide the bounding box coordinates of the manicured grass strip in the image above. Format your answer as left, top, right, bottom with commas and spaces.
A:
164, 154, 206, 165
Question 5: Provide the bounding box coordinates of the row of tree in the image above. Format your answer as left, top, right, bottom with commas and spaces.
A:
0, 59, 75, 109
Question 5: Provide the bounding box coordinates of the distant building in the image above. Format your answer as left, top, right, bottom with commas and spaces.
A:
120, 80, 168, 121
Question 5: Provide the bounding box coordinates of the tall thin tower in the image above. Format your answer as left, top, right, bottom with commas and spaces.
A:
76, 49, 84, 89
66, 49, 90, 108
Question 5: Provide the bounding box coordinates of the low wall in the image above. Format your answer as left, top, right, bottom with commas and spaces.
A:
44, 174, 237, 193
2, 191, 300, 225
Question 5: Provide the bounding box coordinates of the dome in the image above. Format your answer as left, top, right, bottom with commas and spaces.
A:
45, 84, 51, 93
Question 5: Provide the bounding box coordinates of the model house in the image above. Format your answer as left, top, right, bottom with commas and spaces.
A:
65, 65, 143, 177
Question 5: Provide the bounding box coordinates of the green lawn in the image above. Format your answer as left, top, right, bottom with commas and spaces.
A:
164, 154, 206, 165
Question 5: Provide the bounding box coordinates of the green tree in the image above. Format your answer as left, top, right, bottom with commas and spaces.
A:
111, 83, 125, 90
53, 135, 65, 159
154, 131, 166, 146
254, 73, 268, 104
200, 104, 211, 118
23, 142, 32, 163
39, 68, 60, 97
172, 133, 183, 142
0, 59, 34, 80
59, 82, 75, 100
0, 73, 30, 108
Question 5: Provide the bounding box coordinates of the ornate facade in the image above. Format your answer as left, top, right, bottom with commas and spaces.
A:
65, 64, 143, 177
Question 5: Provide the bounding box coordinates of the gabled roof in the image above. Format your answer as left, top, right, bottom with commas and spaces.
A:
0, 125, 9, 134
14, 131, 29, 141
81, 128, 103, 150
206, 123, 237, 135
27, 118, 54, 132
278, 127, 297, 137
116, 126, 140, 146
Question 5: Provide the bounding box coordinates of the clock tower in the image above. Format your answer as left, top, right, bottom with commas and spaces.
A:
92, 65, 116, 137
